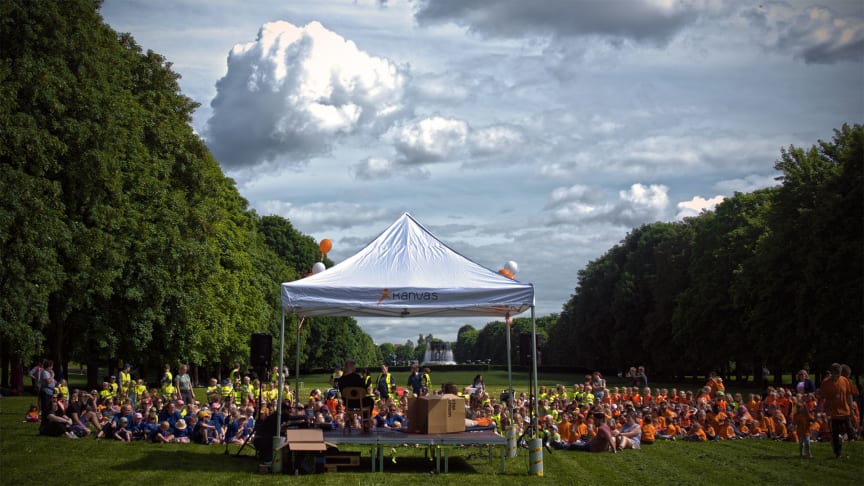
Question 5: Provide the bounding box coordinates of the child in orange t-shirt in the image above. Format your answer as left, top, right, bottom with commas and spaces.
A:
757, 410, 775, 438
749, 421, 765, 438
772, 410, 788, 441
641, 416, 656, 445
558, 416, 572, 444
817, 413, 832, 442
746, 394, 761, 415
792, 402, 813, 458
717, 416, 736, 440
686, 422, 707, 441
24, 404, 40, 423
658, 419, 680, 440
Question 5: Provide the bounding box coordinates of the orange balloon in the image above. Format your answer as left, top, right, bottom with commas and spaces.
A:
319, 239, 332, 254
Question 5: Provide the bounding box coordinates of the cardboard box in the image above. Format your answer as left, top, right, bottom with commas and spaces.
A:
282, 429, 328, 452
279, 429, 331, 475
408, 394, 466, 434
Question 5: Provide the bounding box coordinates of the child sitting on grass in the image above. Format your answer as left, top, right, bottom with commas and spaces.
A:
153, 421, 175, 443
113, 417, 133, 442
24, 404, 40, 423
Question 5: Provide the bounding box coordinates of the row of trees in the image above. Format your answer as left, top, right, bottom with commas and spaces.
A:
0, 0, 380, 388
540, 125, 862, 381
2, 2, 858, 390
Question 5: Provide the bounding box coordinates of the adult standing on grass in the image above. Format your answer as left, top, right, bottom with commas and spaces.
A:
39, 360, 55, 414
472, 374, 485, 392
794, 369, 816, 395
591, 371, 607, 402
176, 364, 195, 406
376, 364, 393, 401
27, 361, 41, 395
421, 367, 432, 396
407, 365, 422, 397
839, 364, 860, 440
819, 362, 854, 459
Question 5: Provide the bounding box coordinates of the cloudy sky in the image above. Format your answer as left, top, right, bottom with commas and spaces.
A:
100, 0, 863, 345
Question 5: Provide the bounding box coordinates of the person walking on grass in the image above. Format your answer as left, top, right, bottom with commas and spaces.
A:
792, 397, 814, 459
819, 363, 854, 459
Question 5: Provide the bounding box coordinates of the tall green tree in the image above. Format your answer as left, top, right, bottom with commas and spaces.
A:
452, 325, 478, 363
0, 0, 382, 386
740, 125, 863, 376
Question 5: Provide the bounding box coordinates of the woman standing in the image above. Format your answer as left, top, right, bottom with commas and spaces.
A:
591, 371, 607, 402
176, 364, 195, 406
39, 360, 56, 414
794, 369, 815, 394
472, 374, 485, 392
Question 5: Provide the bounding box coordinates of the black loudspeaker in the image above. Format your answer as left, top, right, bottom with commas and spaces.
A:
250, 333, 272, 369
519, 333, 531, 366
519, 332, 543, 367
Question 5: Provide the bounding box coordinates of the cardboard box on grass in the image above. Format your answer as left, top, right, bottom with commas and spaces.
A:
276, 429, 333, 475
408, 394, 466, 434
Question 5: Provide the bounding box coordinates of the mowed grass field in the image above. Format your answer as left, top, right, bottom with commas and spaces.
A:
1, 369, 861, 485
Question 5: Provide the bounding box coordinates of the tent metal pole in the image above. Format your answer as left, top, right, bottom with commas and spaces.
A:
530, 305, 538, 437
295, 318, 301, 402
505, 315, 514, 421
275, 309, 286, 458
295, 317, 304, 404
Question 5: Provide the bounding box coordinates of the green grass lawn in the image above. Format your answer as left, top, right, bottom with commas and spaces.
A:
2, 370, 861, 485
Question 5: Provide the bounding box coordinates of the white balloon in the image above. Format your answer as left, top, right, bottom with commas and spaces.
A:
311, 262, 326, 274
504, 260, 518, 274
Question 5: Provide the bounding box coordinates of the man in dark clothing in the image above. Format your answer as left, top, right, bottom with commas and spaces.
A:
339, 360, 374, 429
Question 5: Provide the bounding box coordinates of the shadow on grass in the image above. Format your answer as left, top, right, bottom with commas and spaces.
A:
108, 447, 480, 475
110, 448, 260, 473
351, 456, 478, 474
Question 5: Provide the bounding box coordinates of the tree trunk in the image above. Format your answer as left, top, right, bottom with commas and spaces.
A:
12, 357, 24, 394
87, 359, 100, 389
0, 339, 8, 388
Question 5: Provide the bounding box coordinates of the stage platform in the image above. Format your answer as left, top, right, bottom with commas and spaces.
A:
320, 428, 507, 473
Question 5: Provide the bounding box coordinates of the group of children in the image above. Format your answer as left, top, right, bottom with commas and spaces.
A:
36, 386, 257, 445
505, 376, 860, 459
29, 362, 860, 461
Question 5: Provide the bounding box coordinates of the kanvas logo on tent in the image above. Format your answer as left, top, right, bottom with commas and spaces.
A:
377, 288, 438, 305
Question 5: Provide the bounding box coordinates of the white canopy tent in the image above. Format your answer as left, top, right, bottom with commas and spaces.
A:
276, 213, 540, 439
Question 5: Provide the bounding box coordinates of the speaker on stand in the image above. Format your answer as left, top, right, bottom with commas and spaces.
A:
234, 333, 273, 458
250, 333, 273, 371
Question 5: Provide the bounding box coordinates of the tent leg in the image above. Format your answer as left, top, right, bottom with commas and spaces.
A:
275, 309, 286, 468
506, 316, 514, 421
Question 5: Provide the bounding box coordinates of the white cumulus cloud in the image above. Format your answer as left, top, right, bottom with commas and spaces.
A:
676, 194, 725, 219
392, 116, 469, 164
204, 21, 410, 168
543, 183, 669, 227
616, 183, 669, 225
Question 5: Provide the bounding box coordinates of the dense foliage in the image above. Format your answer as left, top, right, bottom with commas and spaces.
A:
543, 125, 863, 379
1, 1, 858, 388
0, 0, 378, 385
